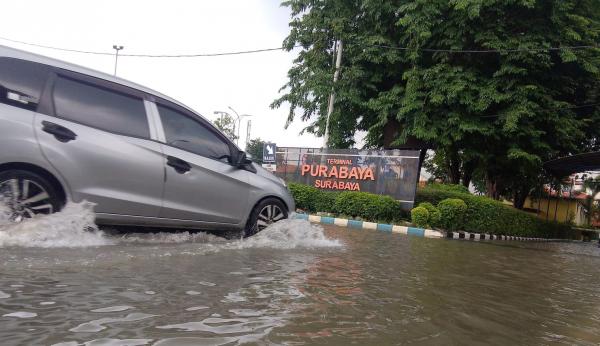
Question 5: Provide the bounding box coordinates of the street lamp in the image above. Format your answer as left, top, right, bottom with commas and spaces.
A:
112, 45, 124, 76
245, 119, 252, 148
228, 106, 253, 146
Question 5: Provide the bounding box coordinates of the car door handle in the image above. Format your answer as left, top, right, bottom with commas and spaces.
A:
42, 121, 77, 143
166, 156, 192, 174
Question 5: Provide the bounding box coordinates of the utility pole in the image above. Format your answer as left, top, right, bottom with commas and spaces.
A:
323, 40, 343, 148
228, 106, 253, 146
112, 45, 124, 76
246, 119, 252, 149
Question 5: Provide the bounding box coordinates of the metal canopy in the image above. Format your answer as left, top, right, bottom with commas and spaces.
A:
544, 151, 600, 177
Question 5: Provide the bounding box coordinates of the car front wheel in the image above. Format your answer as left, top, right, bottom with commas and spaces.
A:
243, 198, 288, 238
0, 170, 63, 223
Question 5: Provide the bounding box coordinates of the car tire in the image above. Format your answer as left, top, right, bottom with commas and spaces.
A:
0, 169, 63, 223
243, 198, 288, 238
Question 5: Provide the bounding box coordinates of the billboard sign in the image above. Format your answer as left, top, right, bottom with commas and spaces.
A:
263, 142, 276, 163
275, 147, 421, 210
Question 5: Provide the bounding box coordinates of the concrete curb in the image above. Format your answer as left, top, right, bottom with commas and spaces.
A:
294, 213, 562, 242
446, 231, 561, 242
293, 213, 445, 239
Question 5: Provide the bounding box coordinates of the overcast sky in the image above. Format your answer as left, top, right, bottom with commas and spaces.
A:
0, 0, 323, 149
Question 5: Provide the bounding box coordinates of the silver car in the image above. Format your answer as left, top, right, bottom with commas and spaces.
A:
0, 45, 294, 237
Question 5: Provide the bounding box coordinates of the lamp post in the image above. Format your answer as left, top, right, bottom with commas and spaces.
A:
245, 119, 252, 149
112, 45, 124, 76
228, 106, 253, 146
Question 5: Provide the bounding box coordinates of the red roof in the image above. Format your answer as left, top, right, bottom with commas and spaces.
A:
544, 187, 589, 200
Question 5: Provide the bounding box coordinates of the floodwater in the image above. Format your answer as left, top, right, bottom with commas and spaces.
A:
1, 203, 600, 345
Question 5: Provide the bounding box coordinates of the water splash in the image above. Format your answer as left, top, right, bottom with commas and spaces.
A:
116, 231, 226, 244
0, 201, 340, 250
232, 218, 342, 250
0, 201, 112, 248
0, 200, 12, 228
118, 219, 341, 250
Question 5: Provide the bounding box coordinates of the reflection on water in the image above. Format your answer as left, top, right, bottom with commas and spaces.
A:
0, 204, 599, 345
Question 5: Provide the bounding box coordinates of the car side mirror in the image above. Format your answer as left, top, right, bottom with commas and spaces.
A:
235, 151, 253, 168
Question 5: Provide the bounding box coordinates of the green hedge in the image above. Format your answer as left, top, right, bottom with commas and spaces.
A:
289, 182, 573, 239
288, 183, 337, 213
288, 182, 404, 223
411, 207, 429, 228
417, 202, 441, 227
437, 198, 467, 231
426, 183, 470, 194
416, 186, 574, 239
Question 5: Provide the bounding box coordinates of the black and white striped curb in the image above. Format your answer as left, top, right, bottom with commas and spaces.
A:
446, 231, 559, 242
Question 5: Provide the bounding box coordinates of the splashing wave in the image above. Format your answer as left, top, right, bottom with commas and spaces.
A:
0, 201, 341, 250
0, 201, 112, 248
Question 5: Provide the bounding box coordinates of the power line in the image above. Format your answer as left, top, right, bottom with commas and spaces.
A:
120, 47, 293, 57
0, 36, 293, 57
366, 44, 599, 53
0, 35, 598, 58
0, 36, 114, 56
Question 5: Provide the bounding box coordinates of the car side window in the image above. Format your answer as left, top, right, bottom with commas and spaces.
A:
0, 58, 50, 112
52, 76, 150, 138
157, 104, 231, 161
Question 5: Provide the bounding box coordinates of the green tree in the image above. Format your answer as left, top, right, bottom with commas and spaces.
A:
273, 0, 600, 209
213, 114, 238, 141
246, 138, 265, 164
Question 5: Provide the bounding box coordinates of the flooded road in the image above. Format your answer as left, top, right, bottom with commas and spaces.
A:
1, 203, 600, 345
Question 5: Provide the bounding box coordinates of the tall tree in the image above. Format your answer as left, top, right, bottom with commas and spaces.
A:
212, 114, 238, 141
246, 138, 265, 164
273, 0, 600, 208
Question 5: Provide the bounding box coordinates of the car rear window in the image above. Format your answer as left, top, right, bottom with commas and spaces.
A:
0, 58, 50, 112
53, 76, 150, 139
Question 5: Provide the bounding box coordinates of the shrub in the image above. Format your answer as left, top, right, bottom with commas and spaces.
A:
334, 191, 401, 223
288, 183, 318, 211
415, 187, 465, 206
288, 182, 404, 223
417, 202, 441, 227
289, 182, 574, 239
415, 186, 574, 238
315, 190, 339, 213
411, 207, 430, 228
461, 194, 572, 238
427, 183, 470, 194
288, 183, 337, 213
438, 198, 468, 231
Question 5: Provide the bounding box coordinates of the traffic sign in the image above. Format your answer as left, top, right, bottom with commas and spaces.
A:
263, 142, 276, 163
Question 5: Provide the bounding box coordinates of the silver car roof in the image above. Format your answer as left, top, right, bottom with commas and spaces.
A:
0, 44, 210, 123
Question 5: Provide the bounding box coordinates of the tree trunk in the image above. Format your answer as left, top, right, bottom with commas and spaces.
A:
461, 158, 477, 188
447, 149, 461, 185
485, 171, 499, 200
383, 119, 428, 149
512, 186, 530, 210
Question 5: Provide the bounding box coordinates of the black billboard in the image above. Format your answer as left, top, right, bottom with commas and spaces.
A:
275, 147, 421, 210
